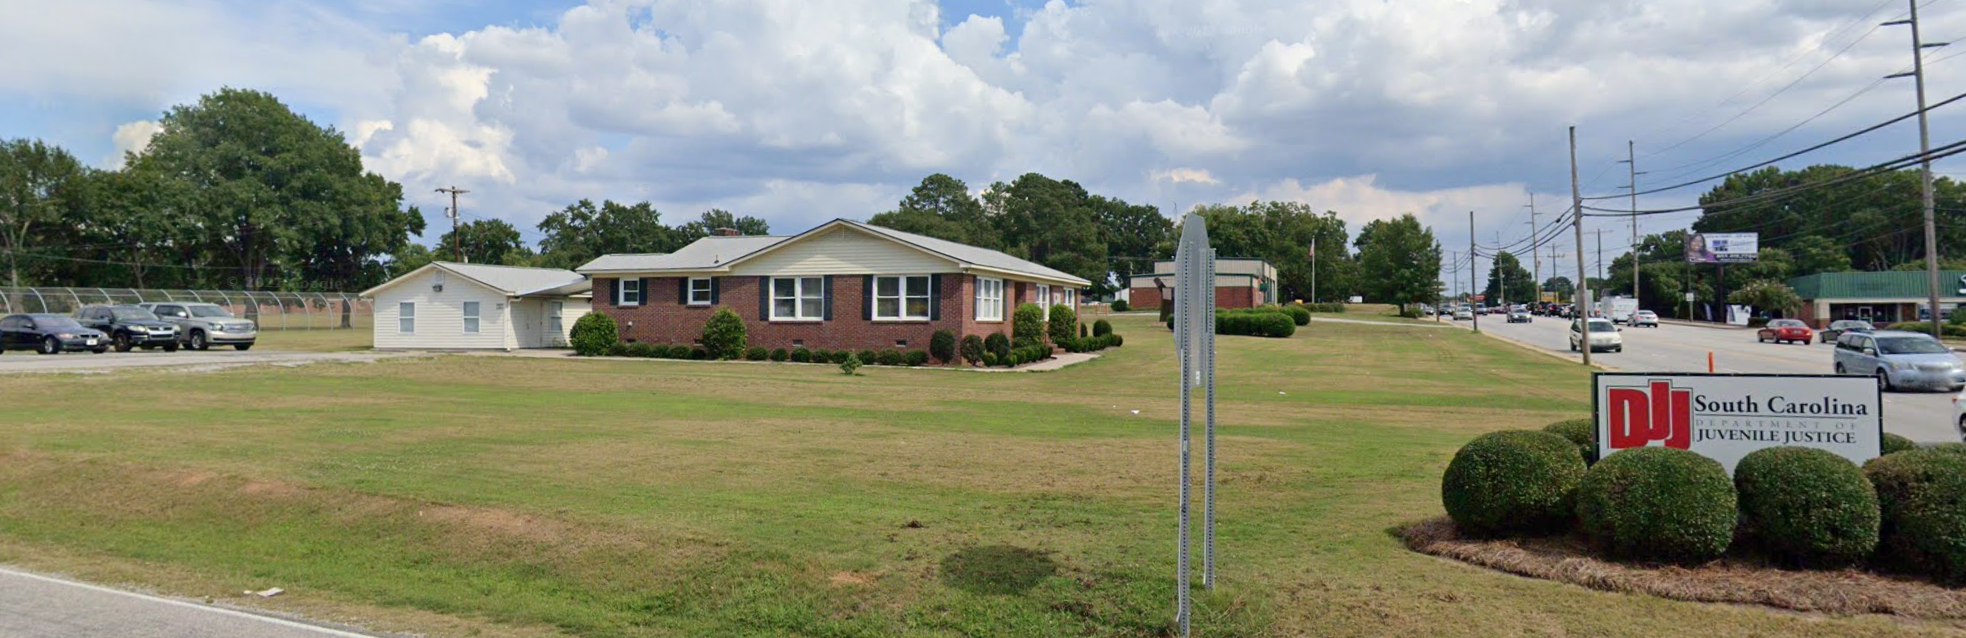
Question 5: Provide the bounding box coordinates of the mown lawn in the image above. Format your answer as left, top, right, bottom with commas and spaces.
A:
0, 314, 1957, 637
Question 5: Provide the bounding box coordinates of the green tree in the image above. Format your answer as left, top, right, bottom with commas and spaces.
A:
1090, 196, 1169, 297
868, 174, 994, 248
1480, 251, 1535, 306
1729, 280, 1803, 316
1191, 201, 1353, 302
437, 219, 531, 265
983, 173, 1108, 286
131, 87, 420, 289
1354, 213, 1443, 312
536, 199, 684, 270
1788, 234, 1853, 275
678, 209, 770, 240
0, 139, 88, 287
388, 243, 436, 277
1542, 276, 1574, 300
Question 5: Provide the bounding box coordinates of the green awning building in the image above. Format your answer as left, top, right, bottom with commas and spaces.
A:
1786, 270, 1966, 327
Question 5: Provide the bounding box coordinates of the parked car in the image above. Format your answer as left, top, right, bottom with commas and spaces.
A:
1631, 310, 1659, 327
0, 313, 108, 354
1955, 389, 1966, 441
1756, 319, 1814, 345
138, 302, 257, 351
1818, 319, 1875, 344
1569, 318, 1623, 353
1507, 308, 1532, 323
76, 305, 180, 352
1835, 330, 1965, 392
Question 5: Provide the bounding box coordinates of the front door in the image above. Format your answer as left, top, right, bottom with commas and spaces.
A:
546, 302, 565, 347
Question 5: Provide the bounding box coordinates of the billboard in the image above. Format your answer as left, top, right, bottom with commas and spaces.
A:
1686, 232, 1758, 263
1593, 373, 1881, 474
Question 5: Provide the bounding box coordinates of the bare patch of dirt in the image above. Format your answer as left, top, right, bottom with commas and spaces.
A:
1399, 516, 1966, 619
420, 505, 570, 545
829, 571, 877, 586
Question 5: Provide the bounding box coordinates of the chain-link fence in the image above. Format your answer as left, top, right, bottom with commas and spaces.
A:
0, 287, 371, 330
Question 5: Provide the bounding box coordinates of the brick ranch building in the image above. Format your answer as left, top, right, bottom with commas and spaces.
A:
577, 219, 1091, 352
1127, 258, 1278, 310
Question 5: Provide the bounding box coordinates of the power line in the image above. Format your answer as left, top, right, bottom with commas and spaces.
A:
1583, 137, 1966, 216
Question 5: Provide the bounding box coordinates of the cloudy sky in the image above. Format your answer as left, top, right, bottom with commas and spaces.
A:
6, 0, 1966, 287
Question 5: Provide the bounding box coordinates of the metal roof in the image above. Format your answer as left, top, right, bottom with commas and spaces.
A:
362, 262, 589, 298
1787, 270, 1966, 300
576, 235, 789, 273
576, 219, 1091, 286
842, 219, 1090, 286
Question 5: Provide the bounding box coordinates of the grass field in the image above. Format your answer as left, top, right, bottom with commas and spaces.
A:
1, 315, 1958, 637
254, 327, 372, 352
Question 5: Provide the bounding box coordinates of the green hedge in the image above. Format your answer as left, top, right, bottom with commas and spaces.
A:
905, 350, 930, 366
569, 313, 619, 356
1542, 418, 1597, 465
1111, 299, 1129, 312
1884, 321, 1966, 337
1013, 303, 1045, 348
1048, 304, 1077, 347
930, 329, 957, 363
744, 346, 768, 361
959, 335, 984, 366
700, 308, 747, 360
1283, 305, 1311, 326
1092, 319, 1112, 337
1440, 431, 1586, 538
790, 348, 812, 363
1882, 433, 1919, 455
1734, 447, 1879, 567
1217, 309, 1296, 337
1304, 302, 1346, 313
1865, 450, 1966, 582
1578, 447, 1737, 563
984, 333, 1011, 361
769, 348, 789, 362
857, 350, 878, 365
875, 350, 902, 366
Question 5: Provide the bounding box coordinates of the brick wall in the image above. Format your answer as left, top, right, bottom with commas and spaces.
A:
1128, 284, 1258, 309
596, 274, 993, 352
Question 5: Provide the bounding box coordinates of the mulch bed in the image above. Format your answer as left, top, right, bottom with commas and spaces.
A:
1399, 516, 1966, 618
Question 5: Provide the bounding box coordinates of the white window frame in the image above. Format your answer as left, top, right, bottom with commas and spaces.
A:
771, 277, 825, 321
398, 302, 415, 334
687, 277, 712, 305
1036, 284, 1050, 320
975, 277, 1004, 322
874, 275, 931, 321
462, 301, 481, 334
617, 278, 642, 306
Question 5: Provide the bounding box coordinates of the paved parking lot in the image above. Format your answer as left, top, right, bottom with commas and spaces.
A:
0, 349, 405, 374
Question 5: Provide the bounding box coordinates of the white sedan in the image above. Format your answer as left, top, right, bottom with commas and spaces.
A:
1569, 318, 1624, 353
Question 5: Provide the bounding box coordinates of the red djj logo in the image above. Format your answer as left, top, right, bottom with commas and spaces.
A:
1606, 380, 1691, 449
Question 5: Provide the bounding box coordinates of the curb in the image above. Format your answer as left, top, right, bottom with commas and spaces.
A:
1658, 319, 1749, 331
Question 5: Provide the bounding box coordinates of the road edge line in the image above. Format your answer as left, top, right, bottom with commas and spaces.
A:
0, 565, 381, 637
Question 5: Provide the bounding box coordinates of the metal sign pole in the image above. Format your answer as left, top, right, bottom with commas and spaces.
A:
1171, 214, 1217, 636
1203, 247, 1216, 590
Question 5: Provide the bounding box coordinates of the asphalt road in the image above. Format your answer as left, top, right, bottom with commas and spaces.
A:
0, 350, 403, 374
1457, 314, 1963, 443
0, 566, 383, 637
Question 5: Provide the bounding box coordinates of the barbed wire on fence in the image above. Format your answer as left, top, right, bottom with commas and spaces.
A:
0, 287, 372, 330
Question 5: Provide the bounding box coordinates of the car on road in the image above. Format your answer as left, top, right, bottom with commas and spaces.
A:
1507, 308, 1532, 323
1756, 319, 1814, 345
1631, 310, 1659, 327
1835, 330, 1965, 392
137, 302, 257, 351
1955, 390, 1966, 441
75, 305, 180, 352
1569, 318, 1623, 353
1453, 307, 1473, 321
1818, 319, 1875, 344
0, 314, 108, 354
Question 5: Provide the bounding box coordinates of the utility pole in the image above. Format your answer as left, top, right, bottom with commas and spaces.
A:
1310, 236, 1318, 305
1496, 230, 1506, 307
1595, 229, 1612, 284
1571, 126, 1591, 366
1470, 210, 1479, 333
435, 186, 470, 263
1885, 2, 1947, 337
1618, 141, 1646, 310
1526, 193, 1541, 306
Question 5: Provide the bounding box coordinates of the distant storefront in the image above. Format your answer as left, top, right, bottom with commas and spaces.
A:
1787, 270, 1966, 327
1128, 258, 1279, 310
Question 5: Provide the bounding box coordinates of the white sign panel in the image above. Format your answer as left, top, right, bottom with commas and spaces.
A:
1594, 373, 1882, 474
1686, 232, 1759, 263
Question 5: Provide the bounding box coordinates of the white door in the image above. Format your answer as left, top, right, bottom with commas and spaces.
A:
547, 301, 565, 347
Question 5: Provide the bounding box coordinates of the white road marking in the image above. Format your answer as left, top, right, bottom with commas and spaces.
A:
0, 565, 377, 637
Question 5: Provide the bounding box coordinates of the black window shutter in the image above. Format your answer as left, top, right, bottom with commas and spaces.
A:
929, 274, 941, 321
758, 276, 770, 320
863, 275, 874, 320
823, 276, 834, 320
678, 277, 688, 305
710, 277, 721, 305
642, 277, 655, 306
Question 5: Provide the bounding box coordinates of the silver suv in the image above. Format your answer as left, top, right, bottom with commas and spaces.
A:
1834, 330, 1964, 392
139, 303, 257, 351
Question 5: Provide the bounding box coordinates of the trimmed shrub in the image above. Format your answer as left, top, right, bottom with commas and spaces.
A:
1578, 447, 1737, 563
839, 353, 862, 375
1109, 333, 1123, 347
1013, 303, 1046, 348
745, 346, 768, 361
905, 350, 930, 366
1005, 352, 1022, 367
1865, 449, 1966, 582
1927, 442, 1966, 455
625, 342, 660, 358
669, 345, 693, 359
1440, 431, 1586, 538
605, 342, 631, 357
1882, 433, 1919, 455
876, 350, 902, 366
1111, 299, 1129, 312
1079, 323, 1089, 339
1542, 418, 1597, 465
857, 350, 878, 365
984, 333, 1011, 360
982, 352, 998, 367
1399, 308, 1423, 319
769, 348, 789, 362
1092, 319, 1112, 337
790, 348, 812, 363
830, 350, 851, 364
1734, 446, 1879, 567
700, 307, 748, 360
690, 347, 708, 360
1214, 308, 1296, 338
960, 334, 985, 366
1284, 305, 1312, 326
811, 349, 832, 362
930, 329, 957, 363
569, 312, 619, 356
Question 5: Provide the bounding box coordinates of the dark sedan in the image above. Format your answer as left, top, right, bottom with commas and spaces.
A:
1818, 319, 1875, 344
0, 314, 109, 354
76, 305, 180, 352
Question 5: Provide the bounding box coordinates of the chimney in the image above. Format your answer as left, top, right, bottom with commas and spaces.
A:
712, 227, 741, 237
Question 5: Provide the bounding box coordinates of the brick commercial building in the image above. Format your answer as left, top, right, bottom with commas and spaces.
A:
577, 219, 1090, 352
1787, 270, 1966, 327
1127, 258, 1278, 310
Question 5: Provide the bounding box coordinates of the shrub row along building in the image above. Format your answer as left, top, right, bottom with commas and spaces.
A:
362, 219, 1091, 352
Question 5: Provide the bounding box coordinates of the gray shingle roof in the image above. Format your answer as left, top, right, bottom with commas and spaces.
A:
436, 262, 588, 296
577, 236, 788, 273
842, 219, 1088, 286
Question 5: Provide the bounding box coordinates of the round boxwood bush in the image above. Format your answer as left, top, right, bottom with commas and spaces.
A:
1092, 319, 1112, 337
1111, 299, 1129, 312
930, 329, 957, 363
1048, 304, 1078, 346
856, 350, 878, 365
905, 350, 930, 366
959, 334, 985, 366
700, 307, 747, 360
689, 347, 708, 360
569, 312, 619, 356
1440, 430, 1586, 538
1882, 432, 1918, 456
984, 333, 1011, 360
1013, 303, 1046, 347
875, 349, 902, 366
1734, 446, 1879, 567
1924, 442, 1966, 456
1541, 418, 1597, 465
982, 352, 998, 367
769, 348, 789, 362
1865, 449, 1966, 582
744, 346, 768, 361
790, 347, 812, 363
1283, 304, 1311, 326
830, 350, 851, 364
1577, 447, 1738, 564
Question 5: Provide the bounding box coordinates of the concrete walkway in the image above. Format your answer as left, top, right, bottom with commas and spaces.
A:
0, 566, 387, 637
1314, 317, 1453, 328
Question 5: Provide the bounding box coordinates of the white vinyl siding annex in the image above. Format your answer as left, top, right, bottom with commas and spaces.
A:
371, 268, 512, 349
730, 225, 952, 276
